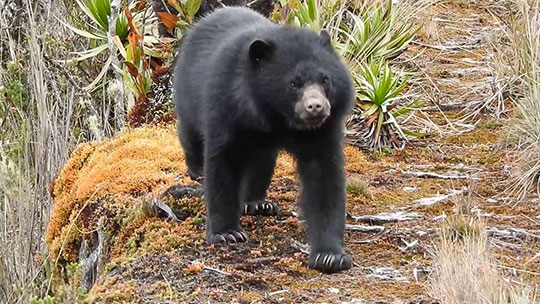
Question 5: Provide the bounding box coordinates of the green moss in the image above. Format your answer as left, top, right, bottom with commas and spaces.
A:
89, 278, 139, 303
372, 147, 395, 158
1, 61, 31, 112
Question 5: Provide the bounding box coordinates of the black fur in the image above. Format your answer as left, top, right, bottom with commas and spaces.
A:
173, 7, 354, 273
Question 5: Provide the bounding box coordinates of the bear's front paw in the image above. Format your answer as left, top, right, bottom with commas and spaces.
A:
243, 200, 279, 216
187, 168, 204, 183
208, 230, 248, 245
309, 252, 352, 273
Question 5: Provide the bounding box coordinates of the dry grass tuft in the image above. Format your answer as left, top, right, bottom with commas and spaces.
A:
346, 176, 372, 199
429, 197, 537, 304
1, 0, 83, 301
499, 0, 540, 200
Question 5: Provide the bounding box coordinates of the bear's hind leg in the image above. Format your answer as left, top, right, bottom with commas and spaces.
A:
240, 148, 279, 216
177, 122, 204, 181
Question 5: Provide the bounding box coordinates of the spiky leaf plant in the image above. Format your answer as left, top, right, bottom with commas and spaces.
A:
63, 0, 131, 61
286, 0, 322, 31
332, 1, 426, 150
59, 0, 160, 93
333, 6, 418, 63
157, 0, 201, 38
282, 0, 421, 62
346, 60, 424, 150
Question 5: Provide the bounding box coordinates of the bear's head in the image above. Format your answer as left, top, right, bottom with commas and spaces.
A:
246, 27, 354, 131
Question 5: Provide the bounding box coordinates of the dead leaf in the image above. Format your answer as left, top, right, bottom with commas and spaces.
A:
125, 7, 142, 59
157, 12, 179, 34
124, 62, 139, 78
159, 37, 177, 44
133, 0, 148, 11
124, 7, 142, 39
183, 261, 204, 274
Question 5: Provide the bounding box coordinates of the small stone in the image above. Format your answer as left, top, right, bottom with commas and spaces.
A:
434, 214, 446, 221
416, 231, 428, 236
328, 287, 340, 294
403, 186, 418, 193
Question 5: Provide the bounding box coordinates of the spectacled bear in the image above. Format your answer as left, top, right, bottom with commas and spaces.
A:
173, 6, 354, 273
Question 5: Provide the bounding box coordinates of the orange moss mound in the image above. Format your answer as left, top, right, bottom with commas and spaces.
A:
46, 126, 188, 262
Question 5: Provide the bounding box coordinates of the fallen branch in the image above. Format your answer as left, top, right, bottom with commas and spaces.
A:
486, 227, 540, 242
414, 189, 465, 206
345, 224, 385, 233
351, 211, 422, 224
291, 239, 309, 255
422, 102, 482, 112
268, 290, 289, 297
80, 217, 108, 291
404, 170, 481, 180
349, 240, 374, 244
411, 40, 484, 51
152, 198, 180, 222
363, 266, 409, 282
413, 267, 432, 282
489, 239, 522, 250
203, 266, 231, 276
399, 238, 419, 252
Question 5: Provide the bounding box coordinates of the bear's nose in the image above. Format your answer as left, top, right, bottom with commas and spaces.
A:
305, 98, 324, 116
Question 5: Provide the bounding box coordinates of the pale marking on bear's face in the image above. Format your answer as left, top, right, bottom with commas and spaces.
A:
293, 84, 331, 130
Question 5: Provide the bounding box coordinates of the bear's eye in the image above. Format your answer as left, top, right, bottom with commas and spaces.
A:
289, 81, 299, 89
322, 76, 330, 84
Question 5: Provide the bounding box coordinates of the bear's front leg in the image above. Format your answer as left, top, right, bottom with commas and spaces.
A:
204, 144, 247, 245
295, 135, 352, 273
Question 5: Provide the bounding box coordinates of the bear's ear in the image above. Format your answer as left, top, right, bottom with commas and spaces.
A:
319, 30, 331, 47
249, 39, 273, 64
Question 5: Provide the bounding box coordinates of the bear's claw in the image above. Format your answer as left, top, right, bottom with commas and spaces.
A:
243, 201, 279, 216
309, 252, 352, 273
209, 230, 248, 245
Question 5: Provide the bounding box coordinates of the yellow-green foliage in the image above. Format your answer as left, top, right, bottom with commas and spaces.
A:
89, 278, 139, 303
112, 218, 203, 259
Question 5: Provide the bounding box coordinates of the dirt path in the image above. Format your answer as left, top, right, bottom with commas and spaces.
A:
83, 1, 539, 303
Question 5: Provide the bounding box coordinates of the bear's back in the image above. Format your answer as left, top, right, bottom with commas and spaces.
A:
174, 7, 274, 127
179, 7, 273, 73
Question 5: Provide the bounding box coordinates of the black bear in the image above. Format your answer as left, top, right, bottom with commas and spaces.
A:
173, 6, 354, 273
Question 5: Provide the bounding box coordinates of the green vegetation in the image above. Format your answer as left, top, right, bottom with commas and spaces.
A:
65, 0, 200, 127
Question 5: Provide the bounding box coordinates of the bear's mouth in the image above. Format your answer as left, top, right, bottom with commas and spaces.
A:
294, 116, 328, 130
